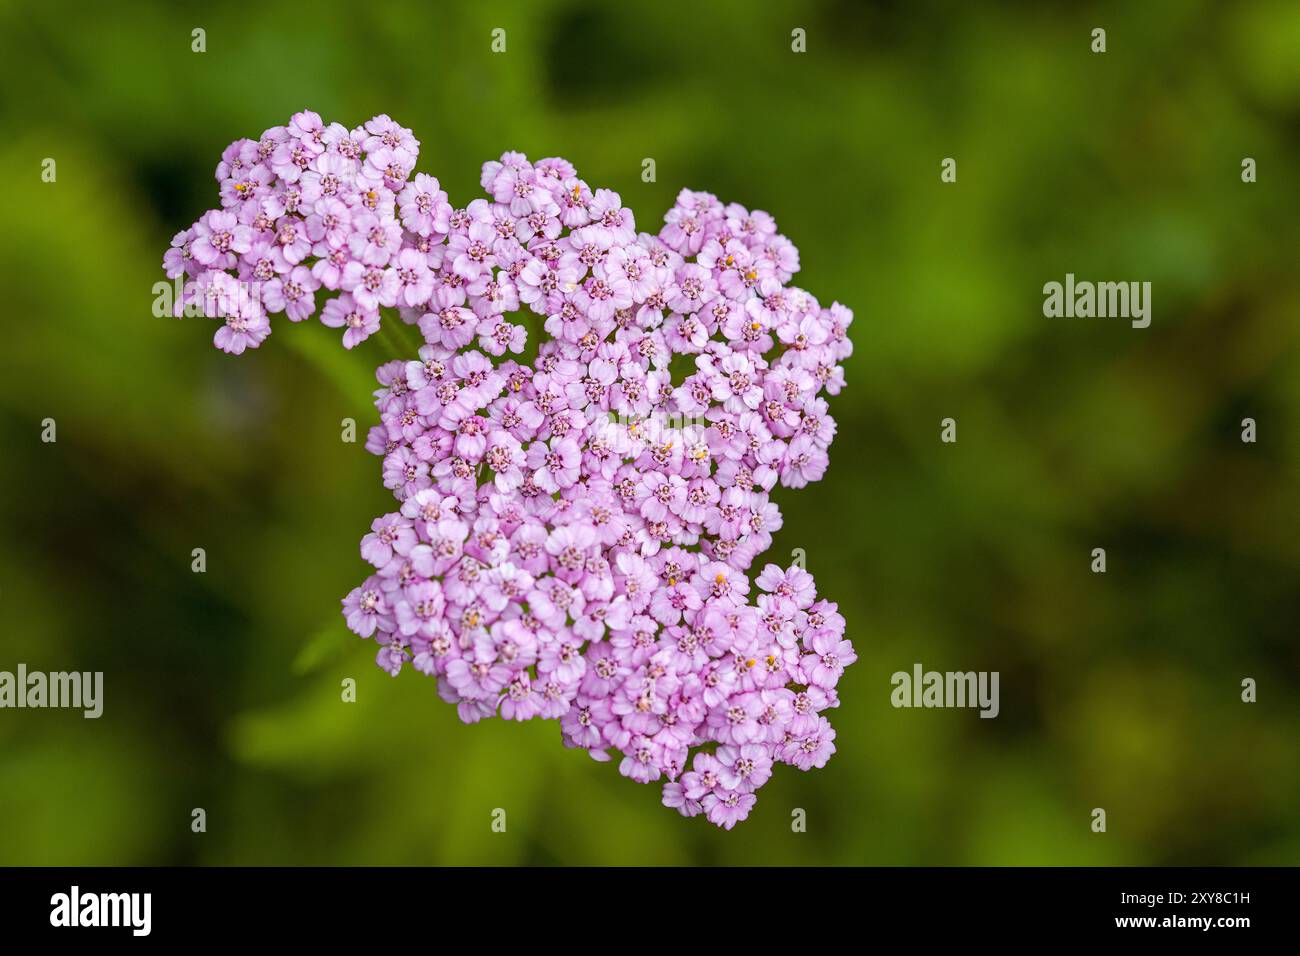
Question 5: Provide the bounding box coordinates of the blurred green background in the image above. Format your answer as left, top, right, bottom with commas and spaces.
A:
1, 0, 1297, 865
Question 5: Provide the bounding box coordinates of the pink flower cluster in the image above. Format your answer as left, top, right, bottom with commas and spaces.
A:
163, 111, 452, 352
164, 111, 856, 828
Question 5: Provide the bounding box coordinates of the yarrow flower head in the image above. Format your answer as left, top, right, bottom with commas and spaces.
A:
165, 111, 856, 827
